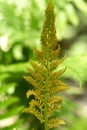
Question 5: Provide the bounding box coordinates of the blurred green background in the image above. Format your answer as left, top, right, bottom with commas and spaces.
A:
0, 0, 87, 130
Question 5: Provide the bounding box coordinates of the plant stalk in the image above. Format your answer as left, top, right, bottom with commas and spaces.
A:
44, 47, 49, 130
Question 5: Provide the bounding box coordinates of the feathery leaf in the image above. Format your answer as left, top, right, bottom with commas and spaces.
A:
24, 0, 68, 129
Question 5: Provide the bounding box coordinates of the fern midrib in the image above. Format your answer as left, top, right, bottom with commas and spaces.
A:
44, 45, 50, 130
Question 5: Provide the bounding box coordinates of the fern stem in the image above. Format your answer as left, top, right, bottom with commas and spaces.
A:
44, 47, 49, 130
44, 88, 48, 130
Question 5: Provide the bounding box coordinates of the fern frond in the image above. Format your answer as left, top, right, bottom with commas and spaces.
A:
50, 47, 61, 61
48, 117, 65, 129
50, 85, 68, 94
48, 96, 62, 117
49, 84, 68, 94
49, 79, 67, 89
26, 90, 44, 101
50, 68, 66, 80
24, 0, 68, 129
48, 104, 61, 117
23, 76, 45, 90
26, 90, 39, 98
24, 107, 44, 123
50, 55, 66, 71
26, 67, 45, 82
49, 96, 62, 105
30, 60, 46, 75
34, 48, 46, 65
30, 99, 43, 111
23, 76, 38, 87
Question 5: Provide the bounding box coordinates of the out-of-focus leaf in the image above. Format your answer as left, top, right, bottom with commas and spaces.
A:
0, 73, 10, 81
0, 106, 24, 120
1, 118, 27, 130
0, 62, 29, 73
62, 54, 87, 87
73, 0, 87, 13
0, 83, 17, 94
0, 97, 19, 109
56, 11, 67, 37
65, 4, 79, 26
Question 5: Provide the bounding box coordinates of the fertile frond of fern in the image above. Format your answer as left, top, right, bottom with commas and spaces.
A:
48, 117, 65, 129
24, 107, 44, 123
24, 0, 68, 130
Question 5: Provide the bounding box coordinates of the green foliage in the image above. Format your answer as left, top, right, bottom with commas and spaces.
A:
67, 118, 87, 130
54, 0, 87, 36
0, 0, 87, 64
0, 0, 87, 130
62, 54, 87, 87
0, 63, 30, 130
